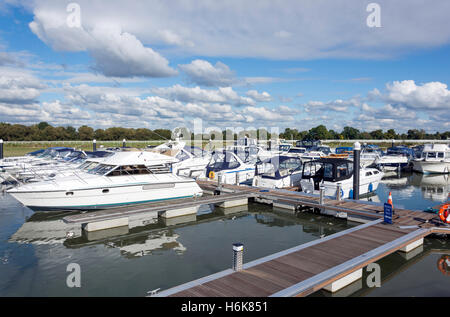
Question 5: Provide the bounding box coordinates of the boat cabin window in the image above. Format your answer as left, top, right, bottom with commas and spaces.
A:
80, 161, 99, 171
88, 164, 116, 176
302, 161, 324, 178
366, 171, 373, 176
107, 165, 151, 176
288, 148, 306, 154
426, 152, 436, 159
437, 152, 444, 159
278, 144, 291, 152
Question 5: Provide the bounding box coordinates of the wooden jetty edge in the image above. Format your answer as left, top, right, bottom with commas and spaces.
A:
150, 180, 449, 297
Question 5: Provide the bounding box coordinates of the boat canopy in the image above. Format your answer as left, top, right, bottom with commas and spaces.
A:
302, 158, 354, 183
386, 146, 415, 158
256, 156, 302, 179
206, 150, 242, 173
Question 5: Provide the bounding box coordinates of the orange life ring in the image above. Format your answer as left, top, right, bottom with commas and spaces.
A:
437, 255, 450, 276
438, 204, 450, 224
208, 171, 215, 179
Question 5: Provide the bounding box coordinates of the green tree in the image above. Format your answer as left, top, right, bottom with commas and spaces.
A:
369, 129, 384, 140
342, 126, 360, 139
37, 122, 50, 130
78, 125, 94, 140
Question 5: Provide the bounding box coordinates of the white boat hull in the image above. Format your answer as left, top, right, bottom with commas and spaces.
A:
9, 180, 202, 210
412, 160, 450, 174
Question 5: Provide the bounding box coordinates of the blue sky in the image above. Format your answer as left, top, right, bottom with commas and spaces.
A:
0, 0, 449, 133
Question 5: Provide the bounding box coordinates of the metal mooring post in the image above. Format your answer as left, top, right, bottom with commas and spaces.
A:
0, 139, 3, 160
319, 185, 325, 205
93, 139, 97, 152
353, 141, 361, 200
336, 183, 342, 201
232, 243, 244, 271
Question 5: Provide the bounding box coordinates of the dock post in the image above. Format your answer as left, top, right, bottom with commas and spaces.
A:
319, 185, 325, 205
336, 183, 342, 201
353, 142, 360, 200
0, 139, 3, 160
123, 138, 126, 148
93, 139, 97, 152
232, 243, 244, 271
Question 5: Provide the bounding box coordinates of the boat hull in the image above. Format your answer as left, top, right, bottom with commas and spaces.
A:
9, 181, 203, 211
412, 160, 450, 174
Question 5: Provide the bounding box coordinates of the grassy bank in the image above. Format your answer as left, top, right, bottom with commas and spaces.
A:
3, 141, 165, 157
2, 140, 426, 157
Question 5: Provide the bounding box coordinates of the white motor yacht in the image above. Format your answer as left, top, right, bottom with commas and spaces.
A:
412, 144, 450, 174
8, 151, 203, 211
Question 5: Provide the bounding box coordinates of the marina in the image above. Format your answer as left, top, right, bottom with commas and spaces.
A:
1, 139, 449, 298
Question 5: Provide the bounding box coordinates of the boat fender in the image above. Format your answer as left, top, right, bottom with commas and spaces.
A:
438, 204, 450, 224
437, 255, 450, 276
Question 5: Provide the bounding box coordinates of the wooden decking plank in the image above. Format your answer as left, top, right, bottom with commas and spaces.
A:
246, 263, 307, 287
223, 272, 278, 296
261, 259, 315, 281
271, 256, 329, 275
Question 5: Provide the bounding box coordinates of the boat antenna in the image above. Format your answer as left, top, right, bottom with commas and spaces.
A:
149, 130, 169, 141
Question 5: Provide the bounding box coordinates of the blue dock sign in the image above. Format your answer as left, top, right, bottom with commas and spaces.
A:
384, 203, 393, 224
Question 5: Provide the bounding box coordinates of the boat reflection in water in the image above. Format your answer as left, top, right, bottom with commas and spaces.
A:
410, 173, 450, 202
380, 171, 450, 203
8, 200, 354, 262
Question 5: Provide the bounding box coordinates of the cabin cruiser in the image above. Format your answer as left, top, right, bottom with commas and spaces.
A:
252, 155, 303, 189
7, 151, 203, 211
374, 145, 414, 171
412, 144, 450, 174
300, 158, 384, 199
205, 148, 257, 185
151, 139, 211, 178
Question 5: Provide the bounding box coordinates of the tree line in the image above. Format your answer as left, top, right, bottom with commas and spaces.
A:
279, 125, 450, 141
0, 122, 449, 141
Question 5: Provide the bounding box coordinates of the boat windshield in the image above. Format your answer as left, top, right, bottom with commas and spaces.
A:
288, 148, 306, 154
208, 152, 240, 171
87, 164, 116, 175
78, 161, 99, 171
278, 144, 291, 152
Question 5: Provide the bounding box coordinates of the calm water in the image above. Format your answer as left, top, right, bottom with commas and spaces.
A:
0, 171, 449, 297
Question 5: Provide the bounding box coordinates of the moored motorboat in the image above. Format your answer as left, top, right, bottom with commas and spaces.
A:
300, 157, 383, 199
412, 144, 450, 174
8, 151, 203, 211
